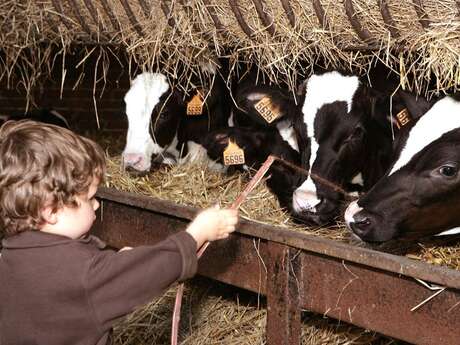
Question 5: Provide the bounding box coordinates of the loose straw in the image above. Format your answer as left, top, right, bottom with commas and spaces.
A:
171, 155, 276, 345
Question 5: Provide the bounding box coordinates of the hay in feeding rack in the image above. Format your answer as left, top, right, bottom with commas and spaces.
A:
104, 154, 460, 271
104, 155, 349, 242
112, 278, 393, 345
2, 0, 460, 102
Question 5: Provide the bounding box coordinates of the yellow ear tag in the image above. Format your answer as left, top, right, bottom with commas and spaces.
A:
395, 108, 411, 129
187, 90, 204, 116
223, 140, 245, 166
254, 96, 281, 123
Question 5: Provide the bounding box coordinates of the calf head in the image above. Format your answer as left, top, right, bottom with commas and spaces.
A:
232, 78, 303, 130
292, 71, 432, 226
202, 127, 299, 169
122, 72, 174, 173
202, 127, 302, 210
122, 70, 228, 174
345, 96, 460, 242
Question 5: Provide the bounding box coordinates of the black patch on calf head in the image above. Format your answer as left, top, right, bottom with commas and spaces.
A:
351, 128, 460, 242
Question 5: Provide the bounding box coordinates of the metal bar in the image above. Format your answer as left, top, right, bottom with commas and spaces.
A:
412, 0, 431, 30
377, 0, 400, 39
280, 0, 295, 28
99, 0, 121, 33
118, 0, 144, 37
82, 0, 105, 34
311, 0, 329, 30
202, 0, 230, 38
266, 242, 302, 345
137, 0, 151, 18
301, 251, 460, 345
66, 0, 92, 35
251, 0, 275, 36
344, 0, 374, 43
177, 0, 214, 44
50, 0, 73, 31
96, 187, 460, 290
229, 0, 254, 38
160, 0, 180, 31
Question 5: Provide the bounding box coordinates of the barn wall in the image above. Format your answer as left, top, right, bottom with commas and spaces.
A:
0, 52, 131, 135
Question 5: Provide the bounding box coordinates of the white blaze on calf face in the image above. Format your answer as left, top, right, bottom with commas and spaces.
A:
389, 97, 460, 176
344, 200, 363, 228
123, 72, 169, 171
276, 119, 299, 152
293, 72, 360, 213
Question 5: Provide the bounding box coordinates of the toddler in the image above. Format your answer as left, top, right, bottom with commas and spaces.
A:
0, 120, 238, 345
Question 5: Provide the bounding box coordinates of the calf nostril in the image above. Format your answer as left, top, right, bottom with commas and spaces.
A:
355, 215, 371, 227
350, 212, 373, 237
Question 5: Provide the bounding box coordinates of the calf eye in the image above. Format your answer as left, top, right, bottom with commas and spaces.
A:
439, 164, 458, 178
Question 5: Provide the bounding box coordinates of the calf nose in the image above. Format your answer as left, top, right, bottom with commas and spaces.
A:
292, 188, 321, 213
122, 153, 149, 172
349, 211, 373, 238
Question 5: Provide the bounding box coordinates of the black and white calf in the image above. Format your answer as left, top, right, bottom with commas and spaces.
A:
345, 96, 460, 242
202, 126, 302, 210
122, 66, 232, 173
201, 78, 303, 210
0, 108, 71, 129
291, 71, 432, 226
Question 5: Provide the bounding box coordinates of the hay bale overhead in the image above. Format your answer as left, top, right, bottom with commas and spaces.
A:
2, 0, 460, 94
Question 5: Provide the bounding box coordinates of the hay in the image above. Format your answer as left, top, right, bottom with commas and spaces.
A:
104, 154, 460, 271
104, 155, 349, 241
112, 277, 393, 345
2, 0, 460, 98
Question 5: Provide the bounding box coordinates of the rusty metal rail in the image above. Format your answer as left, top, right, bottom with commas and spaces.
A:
94, 187, 460, 345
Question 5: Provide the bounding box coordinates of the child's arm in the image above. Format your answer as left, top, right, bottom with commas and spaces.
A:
85, 206, 237, 329
185, 205, 238, 249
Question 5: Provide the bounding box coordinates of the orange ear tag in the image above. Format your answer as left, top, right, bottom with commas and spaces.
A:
187, 91, 204, 115
254, 96, 281, 123
394, 108, 411, 130
223, 140, 245, 166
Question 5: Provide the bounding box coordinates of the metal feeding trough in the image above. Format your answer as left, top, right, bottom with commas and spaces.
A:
94, 187, 460, 345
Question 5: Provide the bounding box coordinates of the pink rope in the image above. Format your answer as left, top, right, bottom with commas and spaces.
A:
171, 155, 276, 345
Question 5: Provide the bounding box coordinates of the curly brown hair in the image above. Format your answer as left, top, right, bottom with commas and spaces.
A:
0, 120, 106, 236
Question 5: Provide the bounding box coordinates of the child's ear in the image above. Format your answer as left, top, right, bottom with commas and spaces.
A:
41, 206, 58, 225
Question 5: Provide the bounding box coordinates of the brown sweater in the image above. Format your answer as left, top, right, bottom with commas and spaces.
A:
0, 230, 197, 345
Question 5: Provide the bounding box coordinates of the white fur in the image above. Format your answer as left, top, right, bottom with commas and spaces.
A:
294, 72, 360, 213
184, 141, 227, 172
122, 72, 169, 170
436, 227, 460, 236
344, 200, 363, 227
228, 111, 235, 127
247, 92, 265, 101
390, 97, 460, 175
350, 172, 364, 186
276, 119, 299, 152
200, 60, 217, 75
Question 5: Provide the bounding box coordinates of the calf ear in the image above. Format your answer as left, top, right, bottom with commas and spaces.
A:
399, 90, 433, 120
245, 92, 287, 121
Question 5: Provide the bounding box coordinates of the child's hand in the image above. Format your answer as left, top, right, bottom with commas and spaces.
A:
186, 205, 238, 249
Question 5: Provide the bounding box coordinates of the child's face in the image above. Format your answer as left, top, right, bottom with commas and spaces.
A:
43, 178, 100, 239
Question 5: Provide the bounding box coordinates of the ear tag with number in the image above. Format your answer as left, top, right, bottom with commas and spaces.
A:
394, 108, 411, 129
187, 90, 204, 115
254, 97, 281, 123
223, 140, 245, 166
